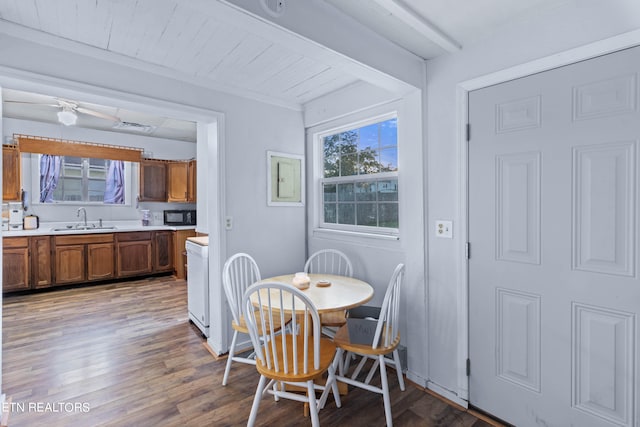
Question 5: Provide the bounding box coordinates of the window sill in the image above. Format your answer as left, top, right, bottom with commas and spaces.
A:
312, 227, 399, 241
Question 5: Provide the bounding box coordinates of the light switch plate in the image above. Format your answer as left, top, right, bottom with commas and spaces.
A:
435, 220, 453, 238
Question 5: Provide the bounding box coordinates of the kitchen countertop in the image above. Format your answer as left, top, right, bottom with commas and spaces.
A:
3, 221, 196, 237
186, 236, 209, 246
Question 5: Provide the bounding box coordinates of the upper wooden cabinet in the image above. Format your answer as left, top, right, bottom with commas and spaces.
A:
167, 161, 189, 203
3, 145, 21, 201
188, 160, 196, 202
141, 159, 196, 203
139, 159, 167, 202
167, 160, 196, 203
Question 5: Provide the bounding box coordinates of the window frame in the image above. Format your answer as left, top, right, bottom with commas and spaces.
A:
30, 153, 133, 206
315, 112, 399, 237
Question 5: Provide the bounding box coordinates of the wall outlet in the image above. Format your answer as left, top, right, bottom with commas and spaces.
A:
435, 220, 453, 238
225, 216, 233, 230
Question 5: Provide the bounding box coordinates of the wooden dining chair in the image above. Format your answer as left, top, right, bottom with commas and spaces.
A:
304, 249, 353, 334
222, 252, 287, 386
331, 263, 406, 427
242, 281, 341, 427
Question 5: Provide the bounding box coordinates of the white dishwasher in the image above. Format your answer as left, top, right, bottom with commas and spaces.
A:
186, 237, 209, 337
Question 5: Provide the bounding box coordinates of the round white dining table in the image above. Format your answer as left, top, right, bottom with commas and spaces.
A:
253, 273, 373, 314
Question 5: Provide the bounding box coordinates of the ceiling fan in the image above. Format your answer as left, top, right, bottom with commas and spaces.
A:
5, 97, 121, 126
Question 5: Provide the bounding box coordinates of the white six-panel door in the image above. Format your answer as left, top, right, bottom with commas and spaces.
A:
469, 46, 639, 427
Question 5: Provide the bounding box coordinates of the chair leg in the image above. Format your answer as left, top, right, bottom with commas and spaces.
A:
222, 330, 239, 386
392, 349, 405, 391
378, 355, 393, 427
307, 380, 320, 427
248, 375, 267, 427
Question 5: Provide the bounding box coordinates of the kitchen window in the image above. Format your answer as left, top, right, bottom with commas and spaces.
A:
39, 155, 128, 204
318, 114, 398, 234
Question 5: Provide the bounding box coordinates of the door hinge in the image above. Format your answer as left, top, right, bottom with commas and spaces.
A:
466, 358, 471, 376
465, 242, 470, 259
466, 123, 470, 141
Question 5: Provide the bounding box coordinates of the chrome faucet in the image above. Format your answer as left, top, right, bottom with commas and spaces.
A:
77, 207, 87, 227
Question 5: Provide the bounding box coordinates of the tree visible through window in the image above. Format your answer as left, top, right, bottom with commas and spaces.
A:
321, 116, 398, 232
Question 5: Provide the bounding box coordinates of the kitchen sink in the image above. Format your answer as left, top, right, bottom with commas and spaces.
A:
51, 225, 118, 231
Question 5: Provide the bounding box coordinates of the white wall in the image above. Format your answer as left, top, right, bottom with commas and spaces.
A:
425, 0, 640, 399
3, 117, 196, 224
305, 86, 427, 385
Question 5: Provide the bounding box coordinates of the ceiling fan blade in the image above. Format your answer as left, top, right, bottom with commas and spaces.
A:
4, 100, 60, 107
76, 107, 121, 122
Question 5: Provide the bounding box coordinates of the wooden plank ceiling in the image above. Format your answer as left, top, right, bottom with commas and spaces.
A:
0, 0, 359, 107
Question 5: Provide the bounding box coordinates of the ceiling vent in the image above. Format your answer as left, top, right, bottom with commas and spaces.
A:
112, 121, 156, 134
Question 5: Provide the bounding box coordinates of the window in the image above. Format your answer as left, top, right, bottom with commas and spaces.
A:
319, 115, 398, 234
39, 155, 127, 204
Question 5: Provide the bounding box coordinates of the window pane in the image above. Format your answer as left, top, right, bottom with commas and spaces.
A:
61, 177, 82, 201
340, 130, 358, 154
337, 203, 355, 225
323, 184, 336, 202
337, 183, 355, 201
320, 115, 398, 232
357, 203, 377, 226
64, 165, 82, 178
89, 158, 106, 167
355, 181, 376, 201
65, 156, 82, 166
358, 148, 380, 175
378, 179, 398, 201
379, 147, 398, 172
339, 154, 358, 176
380, 118, 397, 147
379, 203, 398, 228
324, 203, 337, 223
358, 123, 378, 151
324, 156, 339, 178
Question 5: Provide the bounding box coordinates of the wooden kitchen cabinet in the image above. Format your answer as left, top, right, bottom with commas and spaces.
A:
87, 243, 115, 281
174, 229, 196, 279
55, 244, 85, 284
139, 159, 167, 202
3, 145, 21, 201
167, 161, 189, 202
167, 160, 196, 203
153, 230, 174, 273
116, 232, 153, 277
31, 236, 53, 289
54, 234, 115, 285
3, 237, 29, 292
188, 160, 196, 202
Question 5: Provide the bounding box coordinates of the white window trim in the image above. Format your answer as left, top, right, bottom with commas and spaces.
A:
312, 111, 399, 238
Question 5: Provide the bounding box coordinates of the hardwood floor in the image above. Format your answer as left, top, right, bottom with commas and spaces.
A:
2, 277, 498, 426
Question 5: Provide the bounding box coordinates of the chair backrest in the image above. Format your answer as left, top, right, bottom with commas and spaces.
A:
372, 263, 405, 349
243, 282, 322, 374
304, 249, 353, 277
222, 253, 262, 326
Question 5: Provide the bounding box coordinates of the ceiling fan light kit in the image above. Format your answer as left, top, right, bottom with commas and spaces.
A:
57, 108, 78, 126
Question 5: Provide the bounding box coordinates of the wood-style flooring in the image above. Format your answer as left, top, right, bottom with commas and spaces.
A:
2, 277, 498, 427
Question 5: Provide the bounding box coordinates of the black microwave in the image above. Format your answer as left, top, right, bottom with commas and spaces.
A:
164, 210, 196, 226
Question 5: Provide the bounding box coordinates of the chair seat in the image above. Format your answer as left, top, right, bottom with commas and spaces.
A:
232, 311, 291, 334
320, 310, 347, 327
333, 324, 400, 356
256, 334, 337, 382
